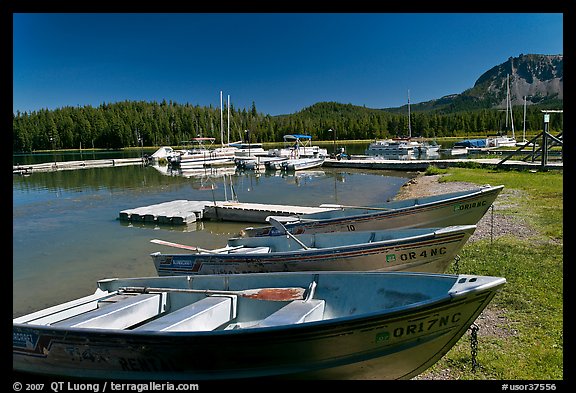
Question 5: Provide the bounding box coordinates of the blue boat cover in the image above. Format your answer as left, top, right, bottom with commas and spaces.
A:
284, 134, 312, 140
453, 139, 487, 148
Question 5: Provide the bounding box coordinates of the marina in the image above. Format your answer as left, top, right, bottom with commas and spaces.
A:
13, 152, 563, 176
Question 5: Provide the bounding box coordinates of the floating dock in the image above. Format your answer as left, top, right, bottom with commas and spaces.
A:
119, 200, 334, 225
13, 158, 144, 175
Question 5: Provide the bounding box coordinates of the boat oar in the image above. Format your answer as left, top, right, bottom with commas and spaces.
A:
319, 203, 392, 211
150, 239, 244, 254
120, 286, 306, 301
266, 216, 310, 250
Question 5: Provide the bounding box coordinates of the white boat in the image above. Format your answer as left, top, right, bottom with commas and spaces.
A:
415, 141, 441, 156
267, 134, 328, 159
281, 156, 325, 171
241, 185, 503, 237
264, 156, 290, 170
487, 74, 517, 148
167, 138, 237, 168
148, 146, 175, 162
367, 90, 441, 157
487, 136, 517, 148
233, 144, 283, 170
229, 142, 267, 158
13, 271, 505, 380
150, 224, 476, 276
365, 139, 416, 156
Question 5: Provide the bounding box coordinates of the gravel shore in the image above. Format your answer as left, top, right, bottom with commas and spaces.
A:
394, 173, 539, 243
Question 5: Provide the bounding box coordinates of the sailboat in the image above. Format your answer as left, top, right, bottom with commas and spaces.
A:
487, 75, 517, 148
403, 90, 440, 156
366, 90, 439, 157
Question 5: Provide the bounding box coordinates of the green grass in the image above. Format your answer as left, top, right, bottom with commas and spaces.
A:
418, 167, 563, 380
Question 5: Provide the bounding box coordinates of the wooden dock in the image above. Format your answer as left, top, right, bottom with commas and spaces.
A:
14, 153, 562, 177
119, 200, 334, 225
322, 157, 563, 171
13, 158, 144, 175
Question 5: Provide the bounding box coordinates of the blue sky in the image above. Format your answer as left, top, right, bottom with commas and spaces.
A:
13, 13, 563, 116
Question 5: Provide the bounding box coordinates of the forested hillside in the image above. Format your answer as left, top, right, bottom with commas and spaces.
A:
13, 54, 563, 152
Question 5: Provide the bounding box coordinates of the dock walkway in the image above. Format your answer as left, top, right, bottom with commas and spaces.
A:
13, 158, 144, 175
322, 157, 563, 171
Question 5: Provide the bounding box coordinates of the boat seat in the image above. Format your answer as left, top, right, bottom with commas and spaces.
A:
134, 295, 237, 332
53, 293, 167, 330
256, 299, 325, 328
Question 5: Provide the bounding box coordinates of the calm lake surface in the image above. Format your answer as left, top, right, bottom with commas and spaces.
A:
13, 150, 416, 317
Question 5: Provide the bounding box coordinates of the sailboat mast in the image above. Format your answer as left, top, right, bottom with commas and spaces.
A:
505, 75, 510, 130
523, 95, 527, 142
509, 77, 515, 139
227, 94, 230, 145
407, 89, 411, 138
506, 75, 515, 138
220, 91, 224, 147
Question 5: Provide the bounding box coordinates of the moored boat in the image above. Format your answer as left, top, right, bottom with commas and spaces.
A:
240, 185, 504, 237
281, 156, 325, 171
267, 134, 328, 159
365, 139, 416, 156
13, 270, 506, 380
150, 225, 476, 276
167, 138, 237, 168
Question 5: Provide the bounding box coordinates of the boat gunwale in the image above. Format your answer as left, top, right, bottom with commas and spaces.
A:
242, 185, 503, 236
13, 274, 505, 338
157, 225, 476, 261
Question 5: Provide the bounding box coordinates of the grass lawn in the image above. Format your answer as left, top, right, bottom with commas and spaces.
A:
417, 166, 563, 380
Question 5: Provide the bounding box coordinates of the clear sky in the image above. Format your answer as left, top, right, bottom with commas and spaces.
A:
12, 13, 564, 116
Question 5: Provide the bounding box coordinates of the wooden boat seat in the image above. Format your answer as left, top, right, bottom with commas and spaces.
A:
134, 295, 237, 332
256, 299, 325, 328
53, 293, 167, 329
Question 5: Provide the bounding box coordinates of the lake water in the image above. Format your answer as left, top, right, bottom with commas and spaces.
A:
13, 154, 415, 317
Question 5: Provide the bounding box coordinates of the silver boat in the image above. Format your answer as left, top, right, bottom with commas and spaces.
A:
13, 271, 505, 380
150, 225, 476, 276
241, 184, 504, 237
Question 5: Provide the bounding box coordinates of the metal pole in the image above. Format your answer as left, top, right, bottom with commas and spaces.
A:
542, 113, 549, 170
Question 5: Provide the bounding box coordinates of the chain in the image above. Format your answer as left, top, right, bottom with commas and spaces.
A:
453, 255, 460, 275
470, 322, 480, 372
490, 204, 494, 244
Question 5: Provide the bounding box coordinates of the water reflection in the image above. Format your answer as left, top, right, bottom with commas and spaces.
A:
13, 162, 414, 317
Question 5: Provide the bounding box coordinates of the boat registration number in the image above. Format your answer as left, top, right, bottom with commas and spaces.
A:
375, 311, 462, 342
453, 199, 487, 212
386, 247, 447, 263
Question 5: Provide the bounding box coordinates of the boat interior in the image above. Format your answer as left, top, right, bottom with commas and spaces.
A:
299, 187, 496, 220
14, 272, 477, 333
225, 226, 472, 253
